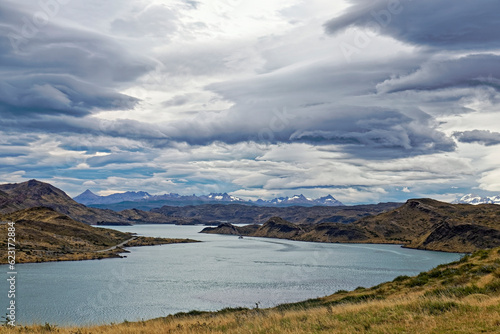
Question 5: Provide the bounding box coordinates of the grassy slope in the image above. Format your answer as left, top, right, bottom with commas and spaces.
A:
0, 207, 199, 263
0, 207, 133, 263
5, 247, 500, 333
203, 199, 500, 252
356, 198, 500, 252
0, 180, 174, 225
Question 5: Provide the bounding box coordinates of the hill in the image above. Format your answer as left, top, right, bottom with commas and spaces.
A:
151, 202, 401, 225
202, 198, 500, 252
355, 198, 500, 252
0, 207, 199, 263
0, 207, 133, 263
9, 246, 500, 333
0, 180, 401, 226
0, 180, 174, 225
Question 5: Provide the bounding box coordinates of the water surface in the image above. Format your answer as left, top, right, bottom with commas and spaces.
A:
1, 224, 461, 325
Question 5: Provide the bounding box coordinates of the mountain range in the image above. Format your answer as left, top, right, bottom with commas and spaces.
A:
203, 198, 500, 252
453, 194, 500, 205
73, 189, 345, 209
0, 180, 392, 226
0, 180, 172, 225
2, 179, 500, 253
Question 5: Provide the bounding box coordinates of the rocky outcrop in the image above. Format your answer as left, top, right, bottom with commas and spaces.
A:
0, 180, 174, 225
202, 198, 500, 253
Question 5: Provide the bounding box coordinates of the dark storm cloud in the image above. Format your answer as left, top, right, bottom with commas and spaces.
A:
454, 130, 500, 146
0, 115, 170, 145
0, 74, 139, 117
324, 0, 500, 49
377, 54, 500, 94
0, 2, 153, 117
163, 59, 456, 158
289, 107, 456, 154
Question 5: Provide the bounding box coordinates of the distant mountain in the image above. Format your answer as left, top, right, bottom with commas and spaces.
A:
203, 198, 500, 253
0, 180, 396, 227
73, 189, 345, 208
151, 202, 400, 225
315, 195, 344, 206
74, 189, 152, 205
0, 180, 173, 225
453, 194, 500, 205
202, 193, 243, 202
255, 194, 344, 207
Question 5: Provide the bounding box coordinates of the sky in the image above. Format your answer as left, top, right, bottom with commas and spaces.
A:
1, 0, 500, 204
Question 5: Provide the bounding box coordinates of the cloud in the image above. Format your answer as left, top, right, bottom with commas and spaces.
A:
454, 130, 500, 146
110, 4, 179, 39
1, 0, 499, 204
288, 107, 456, 155
377, 54, 500, 94
0, 1, 153, 118
324, 0, 500, 50
152, 59, 457, 158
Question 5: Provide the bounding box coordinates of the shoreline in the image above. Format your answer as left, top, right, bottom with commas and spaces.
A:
5, 246, 496, 331
0, 236, 201, 264
200, 230, 468, 254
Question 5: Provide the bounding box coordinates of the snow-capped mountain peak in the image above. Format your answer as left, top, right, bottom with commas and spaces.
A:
205, 193, 242, 202
74, 190, 344, 207
453, 194, 500, 205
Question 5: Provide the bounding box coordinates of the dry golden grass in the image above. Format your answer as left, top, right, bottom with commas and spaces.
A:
2, 248, 499, 333
0, 208, 200, 263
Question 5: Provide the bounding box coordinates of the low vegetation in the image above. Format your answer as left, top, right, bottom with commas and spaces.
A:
0, 207, 199, 264
123, 236, 200, 247
3, 247, 499, 333
203, 199, 500, 252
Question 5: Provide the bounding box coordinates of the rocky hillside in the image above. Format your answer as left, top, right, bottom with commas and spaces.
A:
152, 202, 401, 225
202, 198, 500, 252
355, 198, 500, 251
0, 180, 174, 225
0, 207, 200, 263
0, 180, 399, 226
0, 207, 133, 263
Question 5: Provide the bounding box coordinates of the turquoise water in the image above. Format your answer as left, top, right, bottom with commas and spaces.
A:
1, 224, 461, 325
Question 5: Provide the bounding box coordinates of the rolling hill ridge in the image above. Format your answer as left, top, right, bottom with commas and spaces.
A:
202, 198, 500, 252
0, 180, 173, 225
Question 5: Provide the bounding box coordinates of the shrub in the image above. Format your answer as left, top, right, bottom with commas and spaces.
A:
419, 301, 460, 315
406, 273, 430, 287
425, 285, 484, 298
393, 275, 410, 282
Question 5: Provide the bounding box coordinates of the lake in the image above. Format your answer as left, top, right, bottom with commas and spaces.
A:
1, 224, 462, 325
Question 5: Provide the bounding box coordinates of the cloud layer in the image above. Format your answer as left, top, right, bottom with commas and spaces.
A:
325, 0, 500, 49
0, 0, 499, 203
